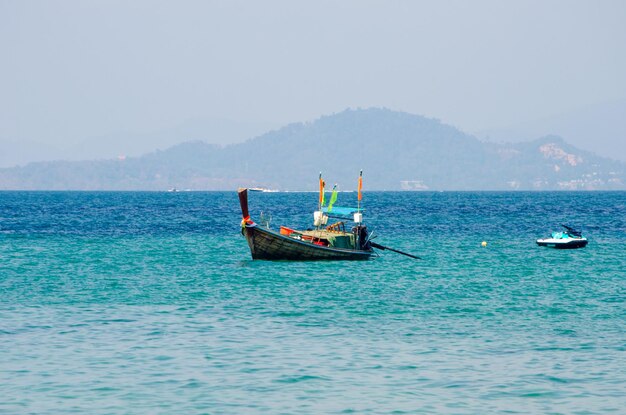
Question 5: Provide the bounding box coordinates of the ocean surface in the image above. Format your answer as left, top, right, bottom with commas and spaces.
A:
1, 191, 625, 414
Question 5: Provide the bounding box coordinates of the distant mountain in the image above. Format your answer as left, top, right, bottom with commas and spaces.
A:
0, 108, 624, 190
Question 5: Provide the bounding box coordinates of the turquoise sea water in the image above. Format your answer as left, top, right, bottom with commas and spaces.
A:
1, 191, 625, 414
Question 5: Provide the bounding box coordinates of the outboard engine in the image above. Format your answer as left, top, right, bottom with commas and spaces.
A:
352, 225, 371, 250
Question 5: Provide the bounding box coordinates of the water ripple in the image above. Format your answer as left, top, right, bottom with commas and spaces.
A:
1, 191, 625, 414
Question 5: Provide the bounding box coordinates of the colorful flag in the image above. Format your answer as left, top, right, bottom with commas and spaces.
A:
319, 173, 326, 206
328, 184, 338, 212
357, 170, 363, 201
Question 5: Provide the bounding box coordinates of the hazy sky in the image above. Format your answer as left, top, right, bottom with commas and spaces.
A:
2, 0, 626, 162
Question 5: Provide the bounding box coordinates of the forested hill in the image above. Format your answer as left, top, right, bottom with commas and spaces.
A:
1, 108, 623, 190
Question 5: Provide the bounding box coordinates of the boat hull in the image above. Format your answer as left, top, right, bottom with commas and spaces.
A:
243, 224, 373, 260
536, 238, 588, 249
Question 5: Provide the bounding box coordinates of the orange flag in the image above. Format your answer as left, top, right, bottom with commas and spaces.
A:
319, 173, 326, 206
357, 170, 363, 201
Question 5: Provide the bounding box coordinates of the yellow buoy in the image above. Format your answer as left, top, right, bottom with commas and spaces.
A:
481, 241, 487, 247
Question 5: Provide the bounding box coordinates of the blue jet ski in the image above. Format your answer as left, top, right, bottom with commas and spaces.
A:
536, 225, 588, 249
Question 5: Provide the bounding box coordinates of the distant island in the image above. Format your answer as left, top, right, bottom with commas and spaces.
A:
0, 108, 624, 190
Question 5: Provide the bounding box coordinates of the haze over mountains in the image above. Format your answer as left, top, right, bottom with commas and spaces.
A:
476, 99, 626, 161
0, 109, 623, 191
0, 117, 276, 168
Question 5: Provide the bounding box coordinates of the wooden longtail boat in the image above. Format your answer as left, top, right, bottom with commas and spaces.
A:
238, 188, 374, 260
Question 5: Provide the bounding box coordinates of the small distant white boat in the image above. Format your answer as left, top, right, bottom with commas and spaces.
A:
249, 187, 279, 193
536, 225, 588, 249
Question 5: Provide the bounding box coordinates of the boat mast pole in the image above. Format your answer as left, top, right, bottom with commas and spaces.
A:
357, 170, 362, 213
316, 172, 325, 232
318, 172, 322, 212
356, 170, 363, 249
